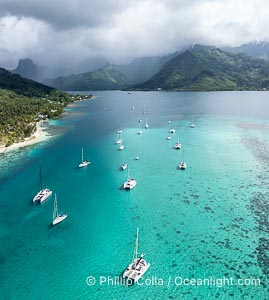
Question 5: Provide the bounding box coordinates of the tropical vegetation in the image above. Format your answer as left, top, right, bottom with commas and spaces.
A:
0, 67, 90, 147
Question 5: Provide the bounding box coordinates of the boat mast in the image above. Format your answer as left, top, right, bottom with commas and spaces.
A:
53, 194, 58, 221
39, 162, 43, 190
135, 227, 139, 259
127, 165, 130, 180
131, 227, 139, 263
81, 147, 84, 163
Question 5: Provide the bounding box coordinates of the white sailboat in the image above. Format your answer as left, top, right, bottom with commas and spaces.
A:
123, 228, 150, 283
175, 136, 181, 149
119, 143, 125, 150
33, 163, 52, 203
116, 130, 123, 144
145, 117, 149, 129
138, 121, 142, 135
189, 118, 196, 128
123, 166, 137, 190
142, 104, 147, 114
121, 162, 127, 170
79, 147, 91, 168
118, 131, 125, 150
179, 161, 187, 169
169, 128, 176, 133
52, 194, 67, 226
179, 150, 187, 169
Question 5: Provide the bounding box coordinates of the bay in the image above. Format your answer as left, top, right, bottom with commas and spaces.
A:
0, 91, 268, 300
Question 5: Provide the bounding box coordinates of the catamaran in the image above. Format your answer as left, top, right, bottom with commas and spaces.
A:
123, 166, 137, 190
179, 161, 187, 169
52, 194, 67, 226
179, 150, 187, 169
121, 162, 127, 170
33, 164, 52, 203
175, 136, 181, 149
78, 147, 91, 168
123, 228, 150, 284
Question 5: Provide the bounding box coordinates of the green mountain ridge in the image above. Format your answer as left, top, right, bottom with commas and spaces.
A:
44, 52, 179, 91
134, 46, 269, 91
225, 42, 269, 60
44, 64, 129, 90
44, 45, 269, 91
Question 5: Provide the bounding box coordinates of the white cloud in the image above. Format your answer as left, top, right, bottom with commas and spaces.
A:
0, 0, 269, 69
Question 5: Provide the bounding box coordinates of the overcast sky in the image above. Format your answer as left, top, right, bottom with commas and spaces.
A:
0, 0, 268, 69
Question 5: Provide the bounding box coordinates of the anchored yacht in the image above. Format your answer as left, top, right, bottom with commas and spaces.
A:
121, 162, 127, 170
123, 228, 150, 284
33, 164, 52, 203
123, 166, 137, 190
52, 194, 67, 226
78, 147, 91, 168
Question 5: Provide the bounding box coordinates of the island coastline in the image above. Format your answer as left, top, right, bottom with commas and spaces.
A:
0, 95, 94, 155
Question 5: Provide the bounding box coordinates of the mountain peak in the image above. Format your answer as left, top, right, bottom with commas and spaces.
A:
134, 47, 269, 91
12, 58, 40, 81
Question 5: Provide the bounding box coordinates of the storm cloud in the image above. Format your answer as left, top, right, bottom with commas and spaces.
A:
0, 0, 268, 70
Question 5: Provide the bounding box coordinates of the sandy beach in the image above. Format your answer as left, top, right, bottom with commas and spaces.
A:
0, 96, 94, 155
0, 122, 50, 154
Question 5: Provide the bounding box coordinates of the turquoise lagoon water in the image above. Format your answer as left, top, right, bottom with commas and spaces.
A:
0, 91, 268, 300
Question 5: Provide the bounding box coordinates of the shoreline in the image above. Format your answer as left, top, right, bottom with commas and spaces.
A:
0, 121, 50, 154
0, 95, 95, 155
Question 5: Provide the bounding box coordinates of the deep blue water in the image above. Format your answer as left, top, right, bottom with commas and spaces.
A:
0, 91, 268, 300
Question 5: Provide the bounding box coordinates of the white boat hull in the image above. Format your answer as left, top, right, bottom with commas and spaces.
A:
123, 258, 150, 283
179, 162, 187, 169
79, 161, 91, 168
116, 139, 122, 144
33, 189, 52, 203
121, 163, 127, 170
53, 213, 67, 226
123, 179, 137, 190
